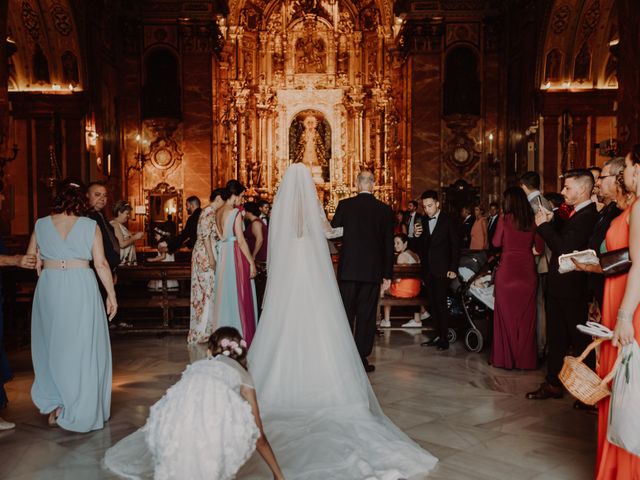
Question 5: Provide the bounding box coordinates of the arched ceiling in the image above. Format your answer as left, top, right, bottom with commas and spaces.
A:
7, 0, 83, 91
539, 0, 618, 90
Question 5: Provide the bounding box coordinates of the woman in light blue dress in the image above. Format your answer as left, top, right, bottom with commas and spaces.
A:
27, 180, 117, 432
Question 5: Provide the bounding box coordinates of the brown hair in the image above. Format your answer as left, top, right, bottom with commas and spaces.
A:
208, 327, 248, 368
51, 179, 87, 216
503, 186, 534, 232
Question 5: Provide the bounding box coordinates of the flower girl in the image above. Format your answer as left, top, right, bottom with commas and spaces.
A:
104, 327, 284, 480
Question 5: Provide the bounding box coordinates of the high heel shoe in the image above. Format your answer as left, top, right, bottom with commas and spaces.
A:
48, 407, 61, 428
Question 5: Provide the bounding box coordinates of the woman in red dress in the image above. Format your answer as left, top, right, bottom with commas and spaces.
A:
491, 187, 544, 370
595, 151, 640, 479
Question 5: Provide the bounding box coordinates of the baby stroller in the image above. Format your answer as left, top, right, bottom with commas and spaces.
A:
447, 251, 497, 352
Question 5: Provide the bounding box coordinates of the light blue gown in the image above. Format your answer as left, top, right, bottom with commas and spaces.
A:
31, 216, 112, 432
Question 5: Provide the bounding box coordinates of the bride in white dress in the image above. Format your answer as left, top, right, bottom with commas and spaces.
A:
239, 163, 437, 479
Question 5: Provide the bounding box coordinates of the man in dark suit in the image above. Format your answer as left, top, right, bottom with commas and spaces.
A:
168, 196, 201, 253
487, 202, 500, 249
86, 181, 121, 272
459, 206, 473, 249
587, 158, 624, 307
414, 190, 460, 351
527, 169, 599, 400
331, 171, 394, 372
404, 200, 423, 252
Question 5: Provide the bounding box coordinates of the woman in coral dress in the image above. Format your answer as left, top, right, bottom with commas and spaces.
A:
595, 151, 640, 479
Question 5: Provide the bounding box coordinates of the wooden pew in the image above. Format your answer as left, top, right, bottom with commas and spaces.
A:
377, 264, 427, 318
116, 263, 192, 329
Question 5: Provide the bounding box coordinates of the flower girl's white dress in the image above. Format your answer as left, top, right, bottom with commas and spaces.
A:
104, 355, 259, 480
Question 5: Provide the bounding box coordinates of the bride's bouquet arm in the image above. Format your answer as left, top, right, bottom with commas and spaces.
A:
322, 199, 343, 239
241, 386, 285, 480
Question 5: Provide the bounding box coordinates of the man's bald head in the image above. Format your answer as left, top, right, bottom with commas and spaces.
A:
357, 171, 374, 193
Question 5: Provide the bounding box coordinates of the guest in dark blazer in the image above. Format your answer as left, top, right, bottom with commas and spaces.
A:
331, 171, 394, 372
86, 181, 121, 272
527, 169, 599, 401
459, 206, 473, 249
414, 190, 460, 351
404, 200, 423, 252
487, 202, 500, 249
587, 157, 624, 307
168, 196, 201, 253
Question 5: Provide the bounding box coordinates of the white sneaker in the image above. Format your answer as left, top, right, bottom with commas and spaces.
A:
380, 319, 391, 328
420, 311, 431, 320
0, 417, 15, 430
401, 319, 423, 328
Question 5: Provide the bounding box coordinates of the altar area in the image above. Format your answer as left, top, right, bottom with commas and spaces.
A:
118, 0, 407, 217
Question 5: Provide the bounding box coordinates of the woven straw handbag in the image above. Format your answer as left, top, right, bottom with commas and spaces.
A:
560, 337, 622, 405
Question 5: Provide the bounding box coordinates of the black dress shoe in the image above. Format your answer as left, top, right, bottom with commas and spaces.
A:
436, 342, 449, 351
364, 364, 376, 373
526, 382, 563, 400
573, 400, 598, 414
420, 336, 440, 347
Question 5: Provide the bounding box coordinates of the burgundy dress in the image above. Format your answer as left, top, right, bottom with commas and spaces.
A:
490, 215, 544, 369
245, 219, 268, 263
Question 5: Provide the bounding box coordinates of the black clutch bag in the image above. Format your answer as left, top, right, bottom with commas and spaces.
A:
600, 248, 631, 277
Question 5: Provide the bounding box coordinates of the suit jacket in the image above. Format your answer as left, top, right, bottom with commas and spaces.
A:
587, 202, 622, 302
331, 193, 394, 283
417, 211, 461, 279
169, 207, 201, 253
87, 210, 121, 271
537, 202, 599, 299
459, 215, 474, 249
528, 192, 553, 273
404, 211, 424, 251
487, 214, 499, 246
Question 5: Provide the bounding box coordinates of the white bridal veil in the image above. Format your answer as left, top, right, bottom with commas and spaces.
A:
241, 163, 437, 479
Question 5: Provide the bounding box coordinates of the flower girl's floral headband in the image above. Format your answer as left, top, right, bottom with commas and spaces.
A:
220, 338, 247, 356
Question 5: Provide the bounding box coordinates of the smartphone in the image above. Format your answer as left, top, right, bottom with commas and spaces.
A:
537, 196, 544, 211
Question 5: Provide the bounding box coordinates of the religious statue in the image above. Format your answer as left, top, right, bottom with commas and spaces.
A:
290, 113, 330, 184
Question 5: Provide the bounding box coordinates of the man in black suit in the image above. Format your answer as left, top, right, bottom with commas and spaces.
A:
527, 170, 599, 400
487, 202, 500, 249
459, 206, 473, 249
404, 200, 423, 252
168, 196, 201, 253
587, 158, 623, 307
414, 190, 460, 351
86, 181, 121, 272
331, 171, 394, 372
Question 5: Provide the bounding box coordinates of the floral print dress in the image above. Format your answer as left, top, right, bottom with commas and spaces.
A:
187, 204, 220, 344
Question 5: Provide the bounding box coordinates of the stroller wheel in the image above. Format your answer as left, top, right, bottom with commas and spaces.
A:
464, 328, 483, 353
447, 328, 457, 344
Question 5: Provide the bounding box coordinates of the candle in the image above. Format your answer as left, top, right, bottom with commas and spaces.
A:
488, 133, 494, 154
609, 119, 613, 144
107, 154, 112, 176
514, 152, 518, 172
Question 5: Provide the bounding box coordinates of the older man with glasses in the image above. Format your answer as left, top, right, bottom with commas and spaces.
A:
587, 158, 625, 309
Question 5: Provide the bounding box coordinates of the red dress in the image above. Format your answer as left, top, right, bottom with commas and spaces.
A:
597, 205, 640, 479
490, 215, 544, 369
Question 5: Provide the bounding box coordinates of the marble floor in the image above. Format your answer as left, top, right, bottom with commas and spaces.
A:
0, 328, 596, 480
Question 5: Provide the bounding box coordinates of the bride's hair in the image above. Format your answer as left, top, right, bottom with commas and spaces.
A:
208, 327, 248, 368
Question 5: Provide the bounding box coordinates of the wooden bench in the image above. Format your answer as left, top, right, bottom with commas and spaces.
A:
116, 263, 192, 329
377, 264, 427, 320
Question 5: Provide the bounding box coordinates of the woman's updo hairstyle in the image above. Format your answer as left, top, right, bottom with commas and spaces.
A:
52, 179, 87, 216
210, 187, 227, 202
225, 179, 246, 198
112, 200, 132, 218
208, 326, 248, 368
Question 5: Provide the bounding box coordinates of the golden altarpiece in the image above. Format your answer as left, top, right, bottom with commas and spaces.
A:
214, 0, 406, 211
